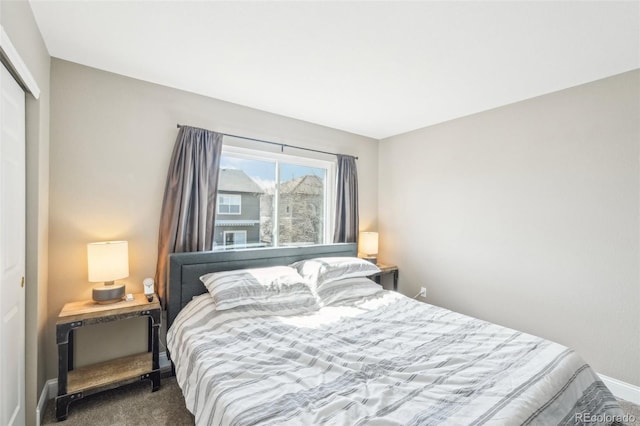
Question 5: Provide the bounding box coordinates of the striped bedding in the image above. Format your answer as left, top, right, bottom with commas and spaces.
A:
167, 290, 624, 425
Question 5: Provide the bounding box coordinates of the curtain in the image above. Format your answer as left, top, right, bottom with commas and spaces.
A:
333, 154, 359, 243
154, 126, 223, 303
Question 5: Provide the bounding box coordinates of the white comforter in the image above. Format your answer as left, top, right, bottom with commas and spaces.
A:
167, 291, 624, 426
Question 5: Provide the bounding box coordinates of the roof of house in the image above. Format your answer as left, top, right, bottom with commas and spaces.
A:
279, 175, 323, 195
218, 169, 264, 193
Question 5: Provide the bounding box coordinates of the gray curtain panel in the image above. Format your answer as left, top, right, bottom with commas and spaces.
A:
154, 126, 223, 302
333, 154, 359, 243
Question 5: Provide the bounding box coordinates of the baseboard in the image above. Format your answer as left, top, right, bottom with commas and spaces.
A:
599, 373, 640, 405
36, 378, 57, 426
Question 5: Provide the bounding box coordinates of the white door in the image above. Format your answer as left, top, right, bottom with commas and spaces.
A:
0, 63, 26, 426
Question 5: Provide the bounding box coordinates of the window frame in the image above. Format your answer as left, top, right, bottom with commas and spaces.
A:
217, 193, 242, 215
219, 143, 336, 246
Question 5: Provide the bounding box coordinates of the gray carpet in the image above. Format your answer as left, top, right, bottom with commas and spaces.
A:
42, 377, 194, 425
42, 377, 640, 425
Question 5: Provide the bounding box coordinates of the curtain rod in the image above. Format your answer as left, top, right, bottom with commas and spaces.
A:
177, 124, 358, 160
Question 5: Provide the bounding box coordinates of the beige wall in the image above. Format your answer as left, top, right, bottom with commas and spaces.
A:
378, 70, 640, 386
1, 1, 51, 424
48, 58, 378, 378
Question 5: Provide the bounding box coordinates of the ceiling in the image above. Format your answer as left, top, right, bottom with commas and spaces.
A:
29, 1, 639, 139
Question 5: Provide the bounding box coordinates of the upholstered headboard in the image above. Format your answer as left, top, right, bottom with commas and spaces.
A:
166, 243, 357, 329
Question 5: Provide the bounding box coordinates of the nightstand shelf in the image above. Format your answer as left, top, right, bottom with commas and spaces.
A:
67, 352, 153, 394
55, 293, 161, 421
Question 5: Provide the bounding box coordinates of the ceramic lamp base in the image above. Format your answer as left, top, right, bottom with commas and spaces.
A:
92, 283, 125, 304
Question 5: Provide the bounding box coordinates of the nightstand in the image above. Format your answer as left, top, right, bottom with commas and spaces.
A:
55, 293, 161, 421
371, 264, 399, 291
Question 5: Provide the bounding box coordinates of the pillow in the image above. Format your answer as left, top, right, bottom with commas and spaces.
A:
316, 276, 383, 305
290, 257, 381, 287
200, 266, 318, 311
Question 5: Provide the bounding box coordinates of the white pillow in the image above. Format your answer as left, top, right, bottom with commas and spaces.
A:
317, 276, 383, 305
200, 266, 318, 311
290, 257, 381, 288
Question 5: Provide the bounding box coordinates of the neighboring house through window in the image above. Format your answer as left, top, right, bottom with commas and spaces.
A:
213, 143, 335, 250
214, 168, 263, 249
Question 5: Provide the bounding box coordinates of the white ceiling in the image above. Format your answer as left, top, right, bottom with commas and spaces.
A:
29, 1, 639, 139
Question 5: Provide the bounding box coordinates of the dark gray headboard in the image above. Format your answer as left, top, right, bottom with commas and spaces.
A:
167, 243, 357, 329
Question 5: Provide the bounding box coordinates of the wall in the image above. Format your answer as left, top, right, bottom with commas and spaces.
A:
48, 58, 378, 379
0, 1, 50, 424
378, 70, 640, 386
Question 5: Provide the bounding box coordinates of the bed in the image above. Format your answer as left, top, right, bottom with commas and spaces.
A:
166, 244, 625, 425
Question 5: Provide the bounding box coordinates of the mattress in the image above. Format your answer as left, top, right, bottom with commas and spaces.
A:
167, 290, 625, 425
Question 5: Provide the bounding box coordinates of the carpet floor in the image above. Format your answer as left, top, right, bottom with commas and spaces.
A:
42, 377, 194, 425
42, 377, 640, 425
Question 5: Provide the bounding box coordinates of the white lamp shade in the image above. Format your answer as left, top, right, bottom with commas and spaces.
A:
359, 232, 379, 256
87, 241, 129, 283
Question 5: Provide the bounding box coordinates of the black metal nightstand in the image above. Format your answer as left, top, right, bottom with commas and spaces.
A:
55, 294, 161, 421
371, 264, 399, 291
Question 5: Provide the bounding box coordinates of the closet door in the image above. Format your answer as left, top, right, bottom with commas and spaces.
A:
0, 62, 26, 426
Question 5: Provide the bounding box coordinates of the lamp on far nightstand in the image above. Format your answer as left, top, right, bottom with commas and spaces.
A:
87, 240, 128, 304
359, 232, 378, 264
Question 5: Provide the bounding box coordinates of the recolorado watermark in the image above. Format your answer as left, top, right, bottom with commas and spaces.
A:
575, 412, 636, 424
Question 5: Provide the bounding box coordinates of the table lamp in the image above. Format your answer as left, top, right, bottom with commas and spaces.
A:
87, 241, 128, 303
359, 232, 379, 264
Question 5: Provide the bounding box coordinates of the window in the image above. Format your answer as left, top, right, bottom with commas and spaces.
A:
217, 194, 241, 215
213, 144, 335, 250
223, 230, 247, 248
